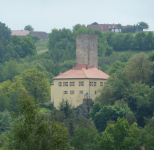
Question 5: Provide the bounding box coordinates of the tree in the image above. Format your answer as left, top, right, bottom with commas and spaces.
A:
99, 117, 141, 150
108, 60, 125, 75
124, 53, 152, 84
58, 99, 74, 119
137, 21, 149, 31
105, 46, 114, 56
116, 23, 122, 32
0, 22, 11, 46
24, 25, 34, 31
22, 68, 50, 102
10, 93, 72, 150
2, 59, 22, 81
90, 103, 133, 132
71, 126, 99, 150
20, 36, 36, 57
96, 69, 131, 105
27, 34, 41, 42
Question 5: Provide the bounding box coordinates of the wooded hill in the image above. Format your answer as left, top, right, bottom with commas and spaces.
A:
1, 21, 154, 149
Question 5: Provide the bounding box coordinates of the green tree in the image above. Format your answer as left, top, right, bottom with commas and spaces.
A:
99, 118, 140, 150
24, 25, 34, 31
0, 110, 12, 133
90, 103, 133, 132
108, 60, 125, 75
124, 53, 152, 84
71, 126, 99, 150
58, 99, 74, 119
10, 93, 72, 150
27, 34, 41, 42
96, 69, 131, 105
22, 68, 50, 102
2, 59, 22, 81
20, 36, 36, 57
137, 21, 149, 31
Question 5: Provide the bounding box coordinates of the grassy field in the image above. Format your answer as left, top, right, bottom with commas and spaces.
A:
35, 40, 49, 53
118, 49, 153, 56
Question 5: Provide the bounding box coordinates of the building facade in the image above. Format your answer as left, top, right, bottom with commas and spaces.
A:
51, 64, 109, 108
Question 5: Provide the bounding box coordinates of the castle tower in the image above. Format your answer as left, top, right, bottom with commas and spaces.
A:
76, 34, 98, 68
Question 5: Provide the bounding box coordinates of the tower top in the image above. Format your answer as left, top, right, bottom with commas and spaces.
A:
76, 34, 98, 68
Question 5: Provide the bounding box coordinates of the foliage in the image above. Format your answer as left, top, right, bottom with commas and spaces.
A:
124, 53, 152, 84
99, 117, 141, 150
24, 25, 34, 31
90, 103, 133, 132
22, 68, 50, 102
58, 99, 74, 119
10, 93, 72, 150
27, 34, 41, 42
71, 126, 100, 150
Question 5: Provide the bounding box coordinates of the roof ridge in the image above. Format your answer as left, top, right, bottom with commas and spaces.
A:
82, 66, 87, 78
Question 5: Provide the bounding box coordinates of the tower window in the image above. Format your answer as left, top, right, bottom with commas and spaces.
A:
94, 82, 96, 86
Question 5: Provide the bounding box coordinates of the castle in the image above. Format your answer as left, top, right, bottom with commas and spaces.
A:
51, 34, 109, 108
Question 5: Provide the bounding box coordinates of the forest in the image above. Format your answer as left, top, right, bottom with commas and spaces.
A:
0, 21, 154, 149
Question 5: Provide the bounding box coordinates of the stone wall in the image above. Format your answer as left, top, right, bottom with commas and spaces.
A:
76, 34, 98, 68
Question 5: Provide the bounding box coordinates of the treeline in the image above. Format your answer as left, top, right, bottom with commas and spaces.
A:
0, 22, 36, 63
106, 31, 154, 51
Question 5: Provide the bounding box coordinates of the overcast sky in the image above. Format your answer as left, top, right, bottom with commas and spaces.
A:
0, 0, 153, 33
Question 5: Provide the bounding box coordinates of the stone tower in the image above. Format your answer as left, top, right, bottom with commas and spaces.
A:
76, 34, 98, 68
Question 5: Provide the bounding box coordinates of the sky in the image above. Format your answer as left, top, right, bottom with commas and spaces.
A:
0, 0, 154, 33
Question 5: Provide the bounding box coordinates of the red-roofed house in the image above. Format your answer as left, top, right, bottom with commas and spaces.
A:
11, 30, 29, 37
51, 64, 109, 108
87, 23, 122, 32
51, 34, 110, 108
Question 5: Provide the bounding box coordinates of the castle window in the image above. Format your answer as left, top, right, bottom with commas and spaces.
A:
70, 82, 75, 86
95, 91, 97, 94
100, 82, 103, 87
94, 82, 96, 86
79, 90, 83, 94
63, 82, 68, 86
58, 82, 62, 87
64, 91, 68, 94
70, 90, 74, 94
79, 81, 84, 86
89, 82, 93, 86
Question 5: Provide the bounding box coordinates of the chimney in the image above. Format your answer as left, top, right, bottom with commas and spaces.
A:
98, 65, 100, 70
86, 66, 88, 70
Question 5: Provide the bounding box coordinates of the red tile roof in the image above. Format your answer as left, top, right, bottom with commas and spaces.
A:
87, 24, 117, 31
11, 30, 29, 36
53, 64, 110, 80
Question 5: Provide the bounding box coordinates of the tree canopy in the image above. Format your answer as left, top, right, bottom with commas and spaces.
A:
24, 25, 34, 31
